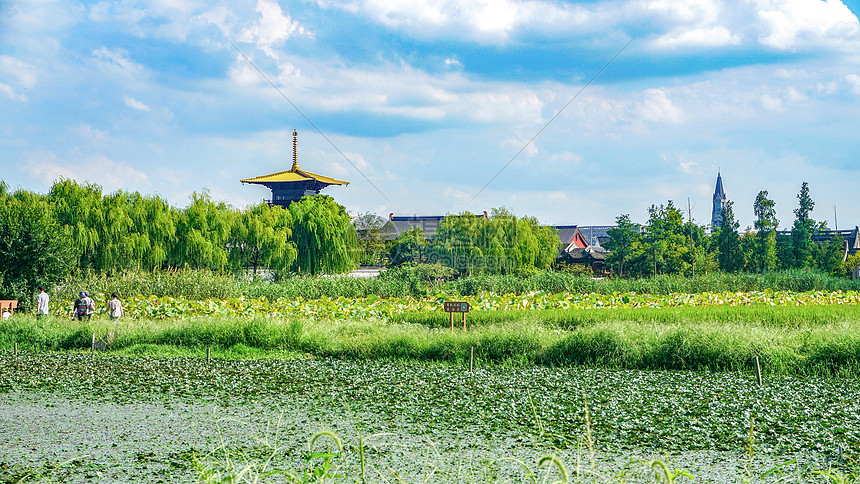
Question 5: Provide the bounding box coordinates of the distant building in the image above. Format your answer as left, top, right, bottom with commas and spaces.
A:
555, 225, 610, 273
711, 172, 727, 230
384, 212, 489, 240
776, 226, 860, 261
241, 130, 348, 207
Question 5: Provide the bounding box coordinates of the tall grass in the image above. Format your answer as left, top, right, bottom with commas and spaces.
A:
57, 269, 241, 301
5, 307, 860, 377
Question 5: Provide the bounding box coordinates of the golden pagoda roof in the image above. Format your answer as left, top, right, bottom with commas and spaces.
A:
241, 167, 349, 186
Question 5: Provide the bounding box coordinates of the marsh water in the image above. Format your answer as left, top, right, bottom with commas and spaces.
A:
1, 354, 852, 482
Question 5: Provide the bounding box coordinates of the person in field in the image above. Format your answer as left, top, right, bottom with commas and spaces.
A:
36, 286, 49, 319
72, 291, 95, 321
108, 293, 123, 320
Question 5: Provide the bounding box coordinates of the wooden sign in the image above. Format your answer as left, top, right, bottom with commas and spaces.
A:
443, 302, 470, 313
443, 301, 470, 331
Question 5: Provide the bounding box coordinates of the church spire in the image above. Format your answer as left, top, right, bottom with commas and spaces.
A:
711, 171, 727, 230
714, 171, 725, 199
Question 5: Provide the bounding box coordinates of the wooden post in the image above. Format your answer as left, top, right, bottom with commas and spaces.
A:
462, 312, 467, 331
449, 312, 454, 332
207, 346, 211, 364
754, 356, 762, 386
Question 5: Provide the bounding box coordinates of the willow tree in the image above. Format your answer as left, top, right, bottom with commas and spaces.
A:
430, 209, 557, 275
127, 192, 177, 270
231, 203, 297, 274
432, 212, 484, 275
171, 192, 235, 271
48, 179, 106, 270
289, 195, 358, 275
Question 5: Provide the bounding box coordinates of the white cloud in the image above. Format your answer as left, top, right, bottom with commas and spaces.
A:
761, 93, 783, 110
635, 88, 684, 123
69, 125, 111, 142
643, 0, 721, 23
846, 74, 860, 94
678, 158, 699, 174
92, 47, 146, 78
653, 26, 741, 48
756, 0, 860, 50
0, 55, 37, 101
238, 0, 309, 56
124, 96, 152, 111
320, 0, 590, 43
21, 152, 150, 193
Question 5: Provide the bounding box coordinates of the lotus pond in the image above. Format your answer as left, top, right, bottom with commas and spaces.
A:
1, 354, 858, 482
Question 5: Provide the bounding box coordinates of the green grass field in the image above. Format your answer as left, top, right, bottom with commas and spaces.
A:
4, 303, 860, 377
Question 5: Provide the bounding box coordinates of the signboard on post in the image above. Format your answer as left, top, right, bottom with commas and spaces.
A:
443, 301, 470, 331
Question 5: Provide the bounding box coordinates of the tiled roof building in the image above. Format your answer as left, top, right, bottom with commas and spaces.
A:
241, 130, 348, 207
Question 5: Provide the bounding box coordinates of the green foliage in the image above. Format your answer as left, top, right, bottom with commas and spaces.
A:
789, 181, 816, 269
352, 212, 388, 265
387, 227, 428, 267
8, 302, 860, 378
639, 201, 689, 277
0, 188, 75, 309
751, 190, 778, 272
715, 201, 743, 272
430, 208, 557, 276
230, 203, 297, 274
603, 214, 640, 277
815, 233, 847, 276
171, 192, 235, 271
289, 195, 359, 275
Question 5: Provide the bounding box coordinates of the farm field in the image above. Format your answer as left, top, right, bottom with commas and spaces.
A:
1, 355, 858, 483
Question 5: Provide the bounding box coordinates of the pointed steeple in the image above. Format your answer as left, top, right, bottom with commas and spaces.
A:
711, 171, 728, 230
714, 171, 725, 199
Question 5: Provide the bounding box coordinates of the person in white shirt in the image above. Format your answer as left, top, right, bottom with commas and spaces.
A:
2, 309, 10, 321
36, 286, 49, 319
109, 293, 124, 320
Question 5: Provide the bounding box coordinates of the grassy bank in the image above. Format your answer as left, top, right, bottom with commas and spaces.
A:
4, 305, 860, 376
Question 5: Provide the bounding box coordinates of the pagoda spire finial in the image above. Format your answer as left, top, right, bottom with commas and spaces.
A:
291, 129, 299, 171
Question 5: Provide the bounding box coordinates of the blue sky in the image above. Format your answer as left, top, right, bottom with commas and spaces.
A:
1, 0, 859, 231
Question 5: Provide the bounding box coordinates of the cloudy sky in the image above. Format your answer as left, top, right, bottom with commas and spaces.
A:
2, 0, 859, 230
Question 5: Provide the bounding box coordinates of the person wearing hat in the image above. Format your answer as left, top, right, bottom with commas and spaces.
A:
72, 291, 95, 321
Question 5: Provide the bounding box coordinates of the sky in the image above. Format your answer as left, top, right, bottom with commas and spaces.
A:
1, 0, 859, 231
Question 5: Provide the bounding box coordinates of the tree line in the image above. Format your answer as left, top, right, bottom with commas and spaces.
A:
0, 180, 561, 305
603, 182, 855, 277
0, 180, 357, 304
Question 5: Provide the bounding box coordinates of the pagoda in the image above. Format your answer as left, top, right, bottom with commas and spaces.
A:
241, 130, 349, 207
